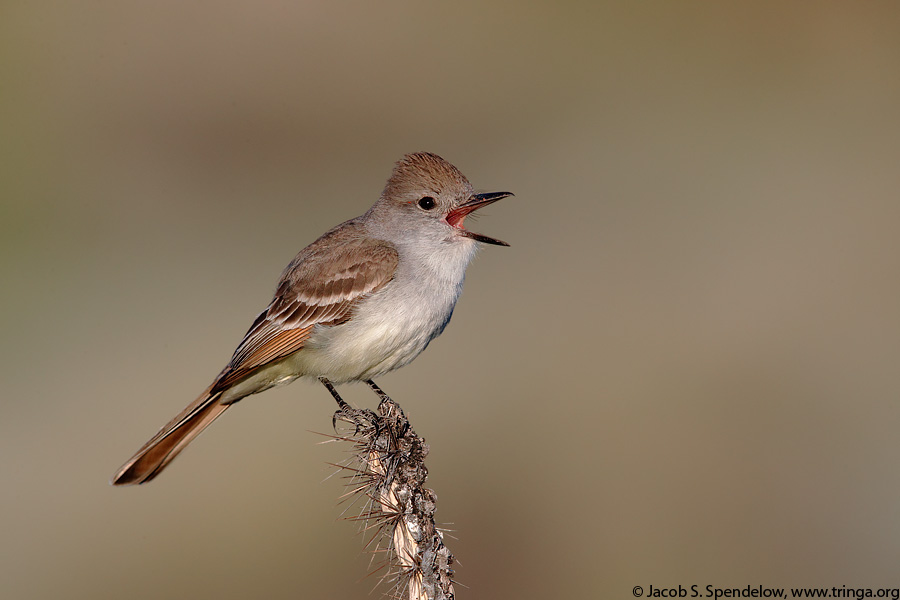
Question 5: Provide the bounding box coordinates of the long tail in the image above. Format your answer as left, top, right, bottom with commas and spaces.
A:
111, 386, 229, 485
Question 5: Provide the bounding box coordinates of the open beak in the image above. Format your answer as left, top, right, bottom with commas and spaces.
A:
446, 191, 514, 246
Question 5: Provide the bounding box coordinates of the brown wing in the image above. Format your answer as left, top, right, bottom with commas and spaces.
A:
211, 228, 399, 392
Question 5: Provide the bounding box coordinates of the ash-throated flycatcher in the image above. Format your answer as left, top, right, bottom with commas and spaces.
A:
112, 152, 512, 485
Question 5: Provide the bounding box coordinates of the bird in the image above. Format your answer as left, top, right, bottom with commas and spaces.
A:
112, 152, 512, 485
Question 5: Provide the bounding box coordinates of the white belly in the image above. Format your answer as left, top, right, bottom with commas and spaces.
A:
289, 273, 462, 382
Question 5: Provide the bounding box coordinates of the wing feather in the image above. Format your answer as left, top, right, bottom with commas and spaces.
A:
211, 229, 399, 392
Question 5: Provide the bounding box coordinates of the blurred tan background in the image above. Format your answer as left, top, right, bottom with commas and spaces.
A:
3, 1, 900, 598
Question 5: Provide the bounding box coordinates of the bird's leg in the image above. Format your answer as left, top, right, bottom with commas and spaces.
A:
365, 379, 392, 402
366, 380, 409, 438
319, 377, 350, 410
322, 377, 366, 433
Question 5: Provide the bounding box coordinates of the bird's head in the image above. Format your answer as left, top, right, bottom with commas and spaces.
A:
374, 152, 513, 246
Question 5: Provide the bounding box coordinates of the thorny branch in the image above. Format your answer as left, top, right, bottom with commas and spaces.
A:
328, 389, 455, 600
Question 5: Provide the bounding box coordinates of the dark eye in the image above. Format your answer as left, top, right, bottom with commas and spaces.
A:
417, 196, 436, 210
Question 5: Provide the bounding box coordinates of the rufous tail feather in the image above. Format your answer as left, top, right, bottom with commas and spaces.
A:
111, 387, 229, 485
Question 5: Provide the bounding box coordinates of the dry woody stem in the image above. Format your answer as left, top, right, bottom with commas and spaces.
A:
328, 381, 455, 600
